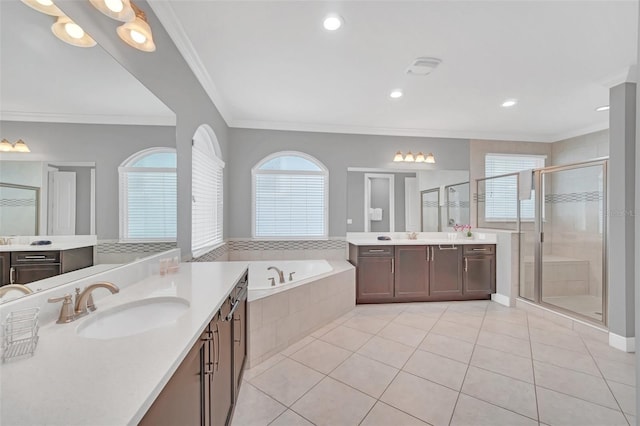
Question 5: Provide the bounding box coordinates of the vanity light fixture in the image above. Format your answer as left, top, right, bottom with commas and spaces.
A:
0, 139, 31, 153
116, 1, 156, 52
595, 105, 610, 112
323, 14, 343, 31
392, 151, 436, 164
20, 0, 63, 16
90, 0, 135, 22
51, 15, 97, 47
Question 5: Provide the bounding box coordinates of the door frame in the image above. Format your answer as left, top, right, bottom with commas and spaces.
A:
364, 173, 395, 232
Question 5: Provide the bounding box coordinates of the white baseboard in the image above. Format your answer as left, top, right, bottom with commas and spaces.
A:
491, 293, 511, 307
609, 333, 636, 353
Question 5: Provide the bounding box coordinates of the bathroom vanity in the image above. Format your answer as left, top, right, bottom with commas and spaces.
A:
0, 244, 94, 286
348, 236, 496, 304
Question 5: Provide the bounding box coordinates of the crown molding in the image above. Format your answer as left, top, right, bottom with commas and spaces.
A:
148, 0, 233, 125
0, 111, 176, 126
229, 118, 559, 143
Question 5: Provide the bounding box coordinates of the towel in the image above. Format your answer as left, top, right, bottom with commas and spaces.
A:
518, 170, 533, 200
370, 208, 383, 221
439, 185, 445, 206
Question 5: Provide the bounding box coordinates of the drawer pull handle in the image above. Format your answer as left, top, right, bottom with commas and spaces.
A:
438, 245, 457, 250
471, 248, 488, 251
24, 255, 47, 259
368, 249, 385, 252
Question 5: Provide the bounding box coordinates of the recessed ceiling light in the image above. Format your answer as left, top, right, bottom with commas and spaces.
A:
390, 90, 403, 99
595, 105, 610, 112
501, 99, 517, 108
323, 14, 343, 31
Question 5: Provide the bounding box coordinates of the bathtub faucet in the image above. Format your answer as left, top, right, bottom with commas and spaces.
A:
267, 266, 285, 284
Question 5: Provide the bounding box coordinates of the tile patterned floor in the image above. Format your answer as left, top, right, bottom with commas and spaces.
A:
232, 301, 636, 426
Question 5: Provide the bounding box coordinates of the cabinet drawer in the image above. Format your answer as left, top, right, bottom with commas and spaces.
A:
463, 245, 495, 255
358, 246, 394, 257
11, 251, 60, 264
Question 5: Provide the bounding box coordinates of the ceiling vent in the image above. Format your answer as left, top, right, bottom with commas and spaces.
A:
406, 57, 442, 76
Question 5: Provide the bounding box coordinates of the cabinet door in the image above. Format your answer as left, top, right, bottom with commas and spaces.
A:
356, 257, 394, 303
463, 255, 495, 295
140, 332, 206, 426
0, 253, 9, 285
394, 246, 429, 300
13, 264, 61, 284
429, 246, 462, 297
232, 297, 247, 400
211, 300, 233, 426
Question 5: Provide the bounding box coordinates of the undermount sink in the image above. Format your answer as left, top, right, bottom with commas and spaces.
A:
76, 297, 190, 340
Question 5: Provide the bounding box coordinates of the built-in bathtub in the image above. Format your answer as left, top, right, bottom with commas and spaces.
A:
247, 260, 355, 367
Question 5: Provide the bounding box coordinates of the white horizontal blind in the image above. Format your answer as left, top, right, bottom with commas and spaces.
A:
192, 143, 223, 255
255, 172, 326, 237
120, 168, 177, 240
485, 154, 545, 220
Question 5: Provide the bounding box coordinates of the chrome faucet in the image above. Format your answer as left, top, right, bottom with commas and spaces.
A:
267, 266, 285, 284
75, 282, 120, 317
0, 284, 33, 298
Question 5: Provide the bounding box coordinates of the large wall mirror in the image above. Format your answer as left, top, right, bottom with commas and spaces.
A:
0, 0, 177, 300
347, 168, 469, 233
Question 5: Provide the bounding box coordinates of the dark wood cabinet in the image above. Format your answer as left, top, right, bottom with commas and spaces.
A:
463, 245, 496, 296
394, 246, 429, 300
13, 264, 61, 284
350, 243, 495, 304
140, 272, 248, 426
0, 253, 9, 286
429, 245, 463, 298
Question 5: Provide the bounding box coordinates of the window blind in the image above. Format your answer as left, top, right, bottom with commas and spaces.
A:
192, 143, 223, 255
120, 169, 177, 241
484, 154, 545, 220
255, 173, 326, 238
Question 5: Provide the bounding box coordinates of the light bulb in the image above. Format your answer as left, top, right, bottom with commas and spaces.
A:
65, 22, 85, 39
105, 0, 123, 12
393, 151, 404, 162
130, 29, 146, 44
415, 152, 425, 163
404, 151, 415, 162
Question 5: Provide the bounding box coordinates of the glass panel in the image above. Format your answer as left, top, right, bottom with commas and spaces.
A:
519, 178, 537, 301
477, 176, 519, 231
0, 183, 38, 235
540, 164, 605, 323
132, 152, 176, 168
420, 189, 440, 231
260, 155, 321, 171
445, 182, 469, 226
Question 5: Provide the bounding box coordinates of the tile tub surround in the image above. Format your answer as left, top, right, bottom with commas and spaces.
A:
227, 238, 347, 261
0, 261, 249, 426
235, 300, 634, 426
248, 261, 355, 367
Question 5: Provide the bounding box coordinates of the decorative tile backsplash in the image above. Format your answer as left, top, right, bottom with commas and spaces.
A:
227, 239, 346, 251
97, 240, 178, 254
191, 243, 229, 262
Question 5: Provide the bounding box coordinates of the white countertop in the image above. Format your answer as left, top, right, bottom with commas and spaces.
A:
0, 242, 95, 252
0, 261, 249, 426
347, 237, 497, 246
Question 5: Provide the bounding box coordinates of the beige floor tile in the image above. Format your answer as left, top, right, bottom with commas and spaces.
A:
471, 346, 534, 383
481, 317, 529, 340
289, 339, 352, 374
357, 335, 415, 368
392, 312, 438, 331
419, 333, 474, 364
461, 366, 538, 419
431, 319, 480, 343
378, 321, 428, 347
318, 325, 373, 351
594, 356, 636, 386
583, 338, 636, 365
329, 353, 399, 398
268, 410, 313, 426
476, 330, 531, 358
531, 341, 601, 377
447, 300, 489, 312
450, 394, 538, 426
291, 377, 375, 426
360, 401, 428, 426
250, 358, 324, 406
625, 413, 636, 425
484, 309, 528, 326
403, 302, 448, 317
528, 315, 577, 334
280, 336, 316, 357
403, 349, 468, 390
243, 354, 287, 381
231, 382, 286, 426
380, 371, 458, 426
440, 311, 485, 328
310, 321, 339, 338
608, 380, 636, 416
529, 327, 588, 353
533, 360, 619, 409
342, 315, 390, 334
537, 386, 628, 426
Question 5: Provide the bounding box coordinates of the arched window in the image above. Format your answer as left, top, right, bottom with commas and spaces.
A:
192, 125, 224, 257
118, 147, 176, 242
252, 151, 328, 238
